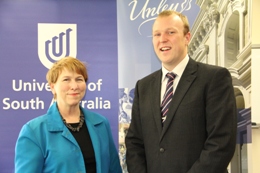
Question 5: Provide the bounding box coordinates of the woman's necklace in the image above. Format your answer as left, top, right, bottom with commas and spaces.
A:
61, 112, 85, 132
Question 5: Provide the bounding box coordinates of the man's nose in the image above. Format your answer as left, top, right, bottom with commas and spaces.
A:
159, 33, 168, 42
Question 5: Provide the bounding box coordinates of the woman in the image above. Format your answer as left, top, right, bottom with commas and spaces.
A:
15, 57, 122, 173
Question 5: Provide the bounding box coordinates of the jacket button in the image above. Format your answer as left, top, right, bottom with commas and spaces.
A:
159, 148, 165, 152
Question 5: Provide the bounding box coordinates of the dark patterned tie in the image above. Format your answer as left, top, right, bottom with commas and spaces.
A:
161, 72, 176, 125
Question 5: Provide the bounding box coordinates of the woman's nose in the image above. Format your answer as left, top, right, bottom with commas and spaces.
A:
71, 80, 79, 89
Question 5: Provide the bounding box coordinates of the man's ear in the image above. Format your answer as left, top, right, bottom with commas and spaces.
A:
185, 32, 191, 45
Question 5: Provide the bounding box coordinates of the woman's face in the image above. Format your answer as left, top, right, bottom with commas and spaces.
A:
50, 68, 86, 108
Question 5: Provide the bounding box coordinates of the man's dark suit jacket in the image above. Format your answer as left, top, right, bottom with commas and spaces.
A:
125, 58, 237, 173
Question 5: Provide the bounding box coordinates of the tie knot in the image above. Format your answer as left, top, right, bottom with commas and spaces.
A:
166, 73, 176, 80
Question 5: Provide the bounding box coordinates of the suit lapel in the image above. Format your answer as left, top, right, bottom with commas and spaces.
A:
160, 58, 198, 140
150, 70, 163, 134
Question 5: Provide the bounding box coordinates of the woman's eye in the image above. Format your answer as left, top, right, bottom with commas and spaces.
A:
77, 78, 84, 81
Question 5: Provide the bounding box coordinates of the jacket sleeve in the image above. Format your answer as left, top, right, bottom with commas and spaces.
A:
15, 124, 44, 173
125, 80, 147, 173
104, 119, 123, 173
188, 67, 237, 173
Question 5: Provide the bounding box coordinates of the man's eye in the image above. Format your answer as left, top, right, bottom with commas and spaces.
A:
153, 33, 160, 37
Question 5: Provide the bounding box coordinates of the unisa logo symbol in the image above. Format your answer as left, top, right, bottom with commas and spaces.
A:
38, 23, 77, 69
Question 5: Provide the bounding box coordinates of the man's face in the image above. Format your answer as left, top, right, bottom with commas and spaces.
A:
152, 14, 190, 71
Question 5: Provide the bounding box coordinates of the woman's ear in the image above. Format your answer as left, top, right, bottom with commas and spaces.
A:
50, 83, 55, 95
49, 83, 57, 100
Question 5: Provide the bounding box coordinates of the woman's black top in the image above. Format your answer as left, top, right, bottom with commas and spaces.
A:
69, 122, 96, 173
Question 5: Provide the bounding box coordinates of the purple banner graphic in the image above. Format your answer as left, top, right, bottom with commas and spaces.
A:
0, 0, 118, 172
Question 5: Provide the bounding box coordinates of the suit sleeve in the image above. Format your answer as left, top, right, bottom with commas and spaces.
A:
15, 124, 44, 173
188, 67, 237, 173
125, 80, 147, 173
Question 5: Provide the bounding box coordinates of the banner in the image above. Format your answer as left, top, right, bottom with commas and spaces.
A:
0, 0, 118, 172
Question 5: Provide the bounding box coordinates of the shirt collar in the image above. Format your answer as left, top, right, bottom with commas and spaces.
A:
161, 55, 189, 82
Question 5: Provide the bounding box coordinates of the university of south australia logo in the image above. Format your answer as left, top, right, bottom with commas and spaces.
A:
38, 23, 77, 69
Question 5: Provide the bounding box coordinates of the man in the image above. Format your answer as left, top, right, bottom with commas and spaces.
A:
125, 10, 237, 173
